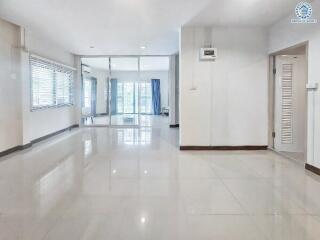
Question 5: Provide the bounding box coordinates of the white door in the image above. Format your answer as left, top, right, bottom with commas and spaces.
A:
274, 55, 307, 152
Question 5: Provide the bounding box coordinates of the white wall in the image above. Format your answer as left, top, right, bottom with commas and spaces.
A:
180, 26, 268, 146
0, 19, 22, 152
268, 1, 320, 168
169, 55, 176, 125
168, 54, 180, 126
21, 30, 77, 143
111, 70, 169, 108
0, 16, 78, 152
175, 54, 180, 124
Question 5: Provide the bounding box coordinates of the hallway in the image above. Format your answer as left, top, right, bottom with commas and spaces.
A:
1, 124, 320, 240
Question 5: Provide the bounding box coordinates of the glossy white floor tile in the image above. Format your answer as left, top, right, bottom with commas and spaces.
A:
1, 116, 320, 239
223, 179, 307, 214
180, 179, 244, 214
251, 214, 320, 240
184, 215, 268, 240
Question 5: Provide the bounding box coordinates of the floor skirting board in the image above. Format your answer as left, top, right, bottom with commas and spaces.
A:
305, 163, 320, 176
180, 146, 268, 150
0, 145, 24, 158
0, 124, 79, 158
30, 124, 79, 144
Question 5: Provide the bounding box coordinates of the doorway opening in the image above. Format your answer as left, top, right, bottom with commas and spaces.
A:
80, 56, 171, 128
269, 43, 308, 163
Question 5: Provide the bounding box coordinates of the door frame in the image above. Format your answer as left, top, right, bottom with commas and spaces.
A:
268, 42, 309, 162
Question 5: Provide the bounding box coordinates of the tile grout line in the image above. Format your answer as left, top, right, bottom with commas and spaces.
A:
218, 177, 273, 240
201, 154, 250, 216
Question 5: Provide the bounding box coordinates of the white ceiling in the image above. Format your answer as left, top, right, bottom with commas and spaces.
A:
189, 0, 305, 26
0, 0, 304, 55
82, 57, 169, 71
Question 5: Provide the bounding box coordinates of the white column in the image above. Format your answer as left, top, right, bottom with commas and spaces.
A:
169, 55, 176, 125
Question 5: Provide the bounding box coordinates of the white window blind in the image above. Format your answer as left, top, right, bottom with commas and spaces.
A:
30, 55, 74, 110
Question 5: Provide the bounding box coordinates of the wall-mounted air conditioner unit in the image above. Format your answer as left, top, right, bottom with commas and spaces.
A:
199, 48, 217, 61
82, 64, 91, 73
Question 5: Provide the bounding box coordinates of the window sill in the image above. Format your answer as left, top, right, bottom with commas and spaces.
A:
30, 104, 74, 112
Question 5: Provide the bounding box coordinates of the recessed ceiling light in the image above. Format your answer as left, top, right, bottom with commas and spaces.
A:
90, 46, 95, 49
140, 217, 146, 224
140, 46, 146, 49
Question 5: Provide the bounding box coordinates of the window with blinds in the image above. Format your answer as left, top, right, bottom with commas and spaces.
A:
30, 55, 74, 110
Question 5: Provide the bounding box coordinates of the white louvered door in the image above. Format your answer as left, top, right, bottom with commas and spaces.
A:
274, 55, 307, 152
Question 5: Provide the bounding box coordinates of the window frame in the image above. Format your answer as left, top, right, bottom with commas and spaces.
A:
29, 54, 75, 111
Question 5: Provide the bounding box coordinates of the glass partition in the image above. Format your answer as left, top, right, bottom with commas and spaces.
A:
109, 57, 140, 126
81, 56, 171, 127
81, 57, 110, 126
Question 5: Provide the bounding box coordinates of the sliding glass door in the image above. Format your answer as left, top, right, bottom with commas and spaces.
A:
109, 57, 140, 126
81, 56, 170, 127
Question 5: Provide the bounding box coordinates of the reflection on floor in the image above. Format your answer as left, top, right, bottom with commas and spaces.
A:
279, 151, 305, 163
84, 114, 139, 126
84, 114, 169, 127
84, 115, 109, 125
1, 122, 320, 240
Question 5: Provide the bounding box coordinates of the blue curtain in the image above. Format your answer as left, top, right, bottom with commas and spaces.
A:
90, 77, 97, 116
151, 79, 161, 115
110, 78, 117, 115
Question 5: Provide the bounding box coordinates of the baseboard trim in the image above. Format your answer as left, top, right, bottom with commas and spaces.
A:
0, 146, 23, 158
21, 143, 33, 150
180, 145, 268, 151
0, 124, 79, 158
31, 124, 79, 144
169, 124, 179, 128
305, 163, 320, 176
